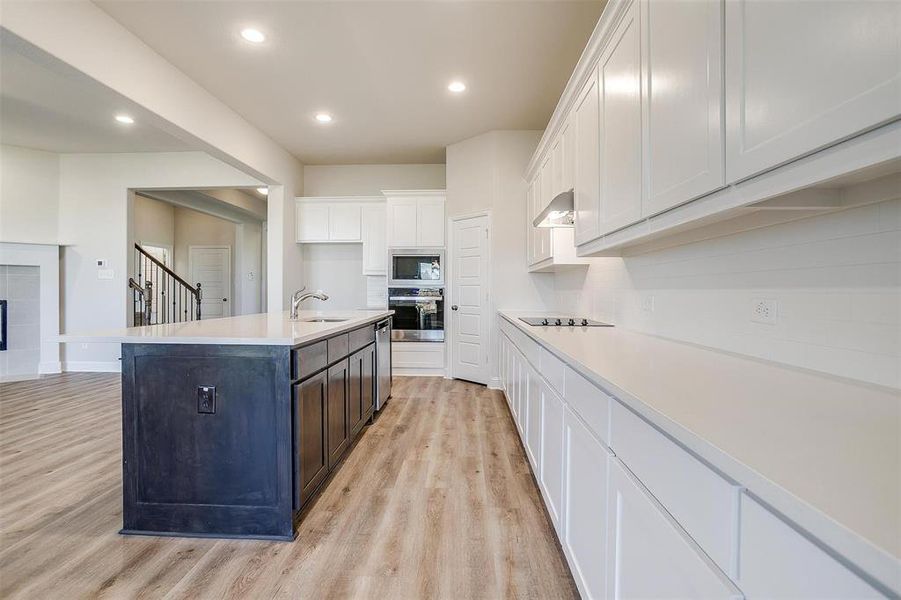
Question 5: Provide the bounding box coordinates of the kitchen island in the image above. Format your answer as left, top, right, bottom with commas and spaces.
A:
60, 310, 392, 540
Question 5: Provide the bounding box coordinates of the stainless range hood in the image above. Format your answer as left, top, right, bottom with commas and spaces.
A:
532, 189, 574, 228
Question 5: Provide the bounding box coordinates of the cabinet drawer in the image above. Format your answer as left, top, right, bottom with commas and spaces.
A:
327, 334, 349, 364
564, 366, 611, 446
610, 400, 739, 575
348, 324, 375, 353
737, 494, 883, 599
293, 340, 327, 380
539, 347, 565, 396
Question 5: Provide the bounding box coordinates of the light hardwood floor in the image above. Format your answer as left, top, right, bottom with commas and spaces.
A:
0, 373, 577, 599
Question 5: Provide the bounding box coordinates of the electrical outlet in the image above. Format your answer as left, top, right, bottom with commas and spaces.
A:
197, 385, 216, 414
751, 298, 777, 325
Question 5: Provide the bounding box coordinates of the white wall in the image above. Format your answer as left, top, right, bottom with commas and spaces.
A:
446, 130, 556, 386
0, 145, 60, 244
2, 2, 305, 311
302, 244, 365, 310
58, 151, 260, 370
553, 199, 901, 388
303, 164, 445, 196
134, 193, 175, 250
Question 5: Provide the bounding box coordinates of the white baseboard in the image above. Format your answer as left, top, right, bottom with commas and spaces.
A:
0, 373, 40, 383
393, 368, 446, 377
488, 376, 502, 390
63, 361, 121, 373
39, 361, 62, 375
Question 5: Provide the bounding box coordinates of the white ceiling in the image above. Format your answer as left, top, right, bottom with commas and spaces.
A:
0, 30, 194, 154
94, 0, 606, 165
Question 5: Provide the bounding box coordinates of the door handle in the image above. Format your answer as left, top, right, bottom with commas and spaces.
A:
451, 305, 458, 311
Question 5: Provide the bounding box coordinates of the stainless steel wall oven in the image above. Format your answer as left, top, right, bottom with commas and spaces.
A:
387, 287, 444, 342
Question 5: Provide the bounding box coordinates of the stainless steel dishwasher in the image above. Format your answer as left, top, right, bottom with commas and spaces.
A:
375, 318, 392, 411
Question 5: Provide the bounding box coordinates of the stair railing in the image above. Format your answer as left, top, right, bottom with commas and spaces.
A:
132, 244, 202, 326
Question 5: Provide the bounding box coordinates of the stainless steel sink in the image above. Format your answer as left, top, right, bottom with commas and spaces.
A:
300, 318, 348, 323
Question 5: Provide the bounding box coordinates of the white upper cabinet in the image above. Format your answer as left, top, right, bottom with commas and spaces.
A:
361, 203, 387, 275
416, 197, 445, 247
328, 203, 362, 241
540, 153, 554, 210
606, 459, 742, 600
598, 0, 643, 236
385, 193, 445, 248
561, 115, 575, 193
296, 199, 362, 243
641, 0, 724, 216
725, 0, 901, 182
386, 197, 418, 247
528, 175, 552, 267
296, 202, 330, 242
573, 71, 601, 247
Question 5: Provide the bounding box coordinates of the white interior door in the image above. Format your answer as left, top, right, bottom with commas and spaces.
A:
450, 214, 489, 384
190, 246, 231, 320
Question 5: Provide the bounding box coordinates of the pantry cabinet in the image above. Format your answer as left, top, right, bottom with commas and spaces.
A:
606, 459, 741, 599
725, 0, 901, 183
385, 192, 445, 248
597, 0, 643, 236
641, 0, 724, 216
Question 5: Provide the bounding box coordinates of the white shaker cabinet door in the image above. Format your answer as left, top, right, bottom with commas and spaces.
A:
606, 459, 741, 600
642, 0, 724, 216
573, 71, 601, 247
725, 0, 901, 182
361, 203, 386, 274
328, 203, 362, 241
540, 382, 566, 535
526, 370, 543, 474
416, 197, 445, 247
563, 407, 611, 600
386, 198, 418, 247
598, 0, 643, 236
737, 494, 884, 599
296, 202, 330, 242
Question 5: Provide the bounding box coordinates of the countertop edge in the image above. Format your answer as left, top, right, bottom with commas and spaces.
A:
497, 310, 900, 594
55, 311, 394, 347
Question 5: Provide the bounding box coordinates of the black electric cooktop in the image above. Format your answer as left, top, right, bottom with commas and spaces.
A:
519, 316, 613, 327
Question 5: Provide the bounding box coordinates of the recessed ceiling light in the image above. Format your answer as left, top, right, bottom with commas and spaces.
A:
256, 187, 268, 196
448, 81, 466, 93
315, 113, 333, 124
241, 28, 265, 43
115, 114, 134, 125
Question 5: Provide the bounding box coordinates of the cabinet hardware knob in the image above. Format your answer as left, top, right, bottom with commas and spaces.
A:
451, 305, 459, 311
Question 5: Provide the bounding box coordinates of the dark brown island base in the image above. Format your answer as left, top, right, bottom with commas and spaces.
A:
115, 316, 390, 540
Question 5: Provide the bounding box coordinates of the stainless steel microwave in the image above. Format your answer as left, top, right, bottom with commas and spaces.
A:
388, 249, 444, 287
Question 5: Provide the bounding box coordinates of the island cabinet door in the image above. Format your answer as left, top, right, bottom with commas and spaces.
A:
348, 348, 365, 437
361, 343, 375, 419
294, 370, 329, 508
327, 359, 350, 468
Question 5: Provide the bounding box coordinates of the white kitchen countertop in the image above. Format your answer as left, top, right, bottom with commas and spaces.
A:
56, 310, 393, 346
499, 310, 900, 593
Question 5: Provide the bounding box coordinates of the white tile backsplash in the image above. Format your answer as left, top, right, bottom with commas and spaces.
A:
554, 199, 901, 388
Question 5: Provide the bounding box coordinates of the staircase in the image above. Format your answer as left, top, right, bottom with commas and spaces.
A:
130, 243, 202, 326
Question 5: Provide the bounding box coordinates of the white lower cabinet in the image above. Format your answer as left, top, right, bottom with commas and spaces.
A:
525, 370, 543, 472
539, 381, 565, 534
563, 406, 612, 600
607, 459, 741, 600
737, 494, 883, 599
